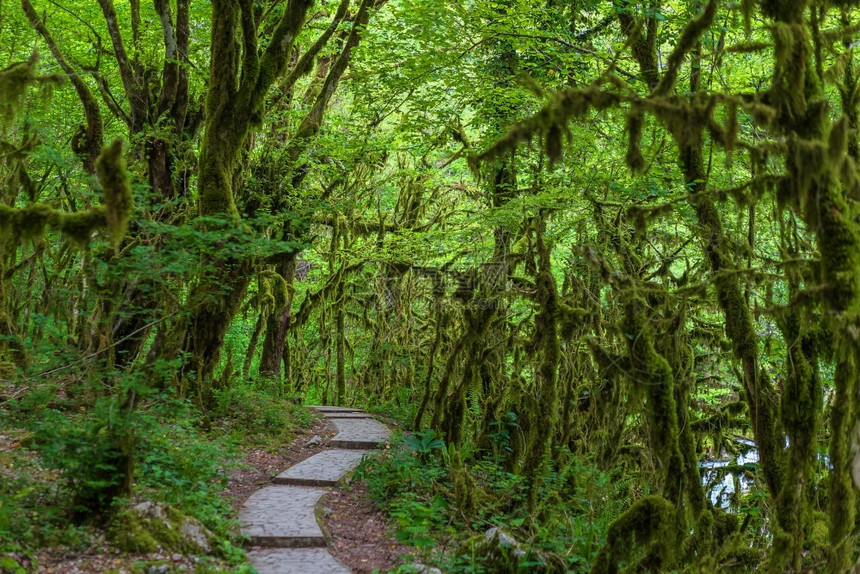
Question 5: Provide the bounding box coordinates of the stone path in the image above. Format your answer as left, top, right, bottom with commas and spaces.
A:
241, 406, 390, 574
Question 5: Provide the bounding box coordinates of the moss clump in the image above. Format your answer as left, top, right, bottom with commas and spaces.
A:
95, 139, 133, 245
590, 495, 677, 574
0, 55, 62, 123
110, 501, 215, 554
0, 140, 130, 246
0, 360, 15, 379
58, 208, 108, 245
259, 270, 290, 310
457, 527, 565, 574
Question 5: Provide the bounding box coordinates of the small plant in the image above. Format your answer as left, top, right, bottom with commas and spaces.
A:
390, 492, 447, 550
404, 429, 445, 456
34, 400, 135, 519
487, 411, 519, 456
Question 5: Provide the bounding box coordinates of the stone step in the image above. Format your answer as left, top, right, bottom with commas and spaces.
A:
247, 548, 352, 574
273, 449, 366, 487
308, 405, 363, 413
323, 412, 373, 419
239, 405, 392, 572
329, 417, 390, 449
240, 486, 327, 547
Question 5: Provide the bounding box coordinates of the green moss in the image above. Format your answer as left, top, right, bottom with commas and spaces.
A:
0, 55, 62, 123
625, 108, 645, 173
0, 141, 130, 246
683, 508, 714, 560
590, 495, 677, 574
58, 208, 108, 245
712, 508, 740, 544
260, 270, 290, 310
110, 501, 215, 554
620, 291, 685, 506
0, 360, 15, 378
95, 139, 133, 245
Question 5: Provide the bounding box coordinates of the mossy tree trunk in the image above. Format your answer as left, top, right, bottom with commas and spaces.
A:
258, 0, 383, 382
174, 0, 315, 392
618, 0, 788, 514
521, 215, 560, 506
260, 253, 297, 378
26, 0, 197, 367
756, 0, 860, 568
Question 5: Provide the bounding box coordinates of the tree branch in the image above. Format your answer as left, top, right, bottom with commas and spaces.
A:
153, 0, 179, 118
96, 0, 136, 103
22, 0, 104, 173
282, 0, 350, 93
245, 0, 315, 111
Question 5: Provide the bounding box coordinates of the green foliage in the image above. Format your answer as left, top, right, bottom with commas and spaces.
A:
358, 436, 639, 572
3, 0, 860, 569
33, 402, 133, 518
212, 380, 312, 446
403, 429, 446, 455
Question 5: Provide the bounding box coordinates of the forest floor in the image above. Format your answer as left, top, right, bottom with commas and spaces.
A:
321, 481, 416, 573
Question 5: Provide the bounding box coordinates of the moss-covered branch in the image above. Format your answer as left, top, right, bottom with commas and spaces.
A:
0, 139, 131, 245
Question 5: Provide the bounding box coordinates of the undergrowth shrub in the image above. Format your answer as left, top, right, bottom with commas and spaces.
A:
358, 434, 637, 572
212, 379, 311, 446
0, 369, 312, 569
134, 400, 235, 535
33, 398, 135, 520
356, 434, 453, 551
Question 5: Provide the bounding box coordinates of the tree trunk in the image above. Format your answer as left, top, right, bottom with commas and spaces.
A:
260, 253, 297, 378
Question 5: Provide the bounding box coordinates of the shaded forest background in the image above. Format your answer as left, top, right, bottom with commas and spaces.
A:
1, 0, 860, 571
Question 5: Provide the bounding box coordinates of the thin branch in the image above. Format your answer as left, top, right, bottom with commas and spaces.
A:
22, 0, 104, 172
0, 312, 180, 389
282, 0, 351, 93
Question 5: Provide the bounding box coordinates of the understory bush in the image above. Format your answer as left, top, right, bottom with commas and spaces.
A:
357, 433, 634, 573
211, 380, 312, 446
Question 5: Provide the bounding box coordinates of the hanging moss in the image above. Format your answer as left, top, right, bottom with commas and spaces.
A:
682, 508, 714, 561
470, 83, 621, 168
620, 289, 687, 506
0, 141, 131, 245
625, 108, 646, 173
652, 0, 718, 97
259, 269, 290, 311
0, 55, 62, 123
95, 139, 133, 245
522, 219, 561, 505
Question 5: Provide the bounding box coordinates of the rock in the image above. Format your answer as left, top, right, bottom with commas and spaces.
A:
485, 527, 517, 549
111, 501, 215, 554
305, 435, 323, 448
180, 520, 211, 551
456, 527, 565, 573
146, 566, 169, 574
484, 527, 527, 559
409, 563, 443, 574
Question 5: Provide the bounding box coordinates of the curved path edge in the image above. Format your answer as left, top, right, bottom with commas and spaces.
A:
240, 406, 390, 574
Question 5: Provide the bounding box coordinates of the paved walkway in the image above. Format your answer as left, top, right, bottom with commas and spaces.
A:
241, 406, 390, 574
